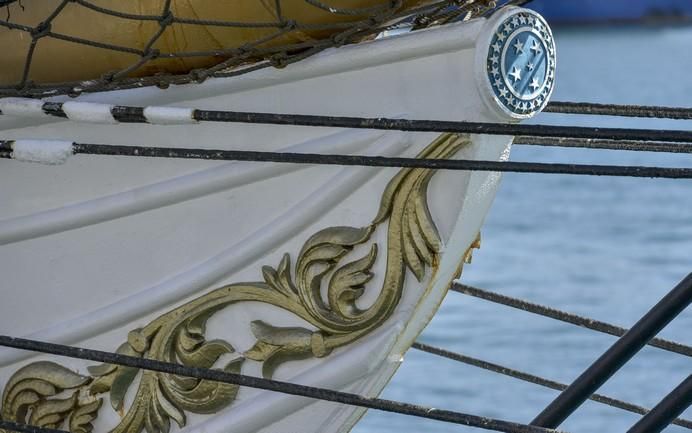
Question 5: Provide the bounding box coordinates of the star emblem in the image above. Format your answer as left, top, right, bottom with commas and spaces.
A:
529, 78, 541, 91
513, 39, 524, 54
509, 66, 522, 83
530, 40, 542, 55
486, 11, 555, 116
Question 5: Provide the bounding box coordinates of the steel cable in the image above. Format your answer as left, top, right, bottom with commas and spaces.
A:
5, 102, 692, 143
530, 273, 692, 428
626, 375, 692, 433
3, 140, 692, 179
186, 109, 692, 143
56, 104, 692, 143
451, 284, 692, 357
513, 136, 692, 154
546, 101, 692, 121
5, 100, 692, 154
411, 342, 692, 429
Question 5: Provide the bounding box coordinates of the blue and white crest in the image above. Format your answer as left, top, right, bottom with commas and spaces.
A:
486, 10, 555, 117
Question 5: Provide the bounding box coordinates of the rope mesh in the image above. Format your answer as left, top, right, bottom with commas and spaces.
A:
0, 0, 501, 98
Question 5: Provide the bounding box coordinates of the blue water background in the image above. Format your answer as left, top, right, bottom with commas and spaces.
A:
355, 25, 692, 433
528, 0, 692, 22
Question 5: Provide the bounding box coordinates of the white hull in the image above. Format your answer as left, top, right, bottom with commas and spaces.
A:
0, 7, 554, 433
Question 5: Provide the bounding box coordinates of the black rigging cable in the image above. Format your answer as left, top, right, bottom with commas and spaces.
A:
451, 284, 692, 358
513, 136, 692, 154
546, 101, 692, 121
0, 335, 565, 433
530, 273, 692, 428
5, 101, 692, 153
411, 342, 692, 429
3, 141, 692, 179
41, 103, 692, 143
0, 421, 68, 433
627, 375, 692, 433
4, 101, 692, 143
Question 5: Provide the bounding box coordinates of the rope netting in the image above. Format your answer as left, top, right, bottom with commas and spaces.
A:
0, 0, 506, 98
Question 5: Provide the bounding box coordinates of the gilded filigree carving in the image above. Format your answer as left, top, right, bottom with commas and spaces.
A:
0, 133, 470, 433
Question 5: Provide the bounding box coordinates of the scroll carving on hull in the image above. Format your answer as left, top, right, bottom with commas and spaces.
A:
0, 134, 471, 433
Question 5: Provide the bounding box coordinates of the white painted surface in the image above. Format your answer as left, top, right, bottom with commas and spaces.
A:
0, 129, 383, 245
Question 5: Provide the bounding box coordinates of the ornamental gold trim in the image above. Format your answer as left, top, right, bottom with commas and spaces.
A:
1, 133, 470, 433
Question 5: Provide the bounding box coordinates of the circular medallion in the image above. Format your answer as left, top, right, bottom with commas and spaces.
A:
486, 10, 555, 117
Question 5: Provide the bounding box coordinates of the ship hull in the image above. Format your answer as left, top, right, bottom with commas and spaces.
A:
0, 7, 554, 433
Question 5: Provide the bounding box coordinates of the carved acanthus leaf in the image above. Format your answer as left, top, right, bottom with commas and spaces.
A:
69, 399, 102, 433
296, 226, 373, 298
245, 321, 320, 378
262, 253, 298, 298
328, 244, 378, 317
87, 342, 142, 410
0, 361, 93, 431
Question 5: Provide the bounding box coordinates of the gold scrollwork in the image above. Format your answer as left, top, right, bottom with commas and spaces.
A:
1, 133, 470, 433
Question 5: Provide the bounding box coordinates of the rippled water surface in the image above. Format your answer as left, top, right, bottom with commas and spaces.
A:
355, 24, 692, 433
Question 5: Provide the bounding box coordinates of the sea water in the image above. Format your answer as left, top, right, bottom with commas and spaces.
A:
355, 25, 692, 433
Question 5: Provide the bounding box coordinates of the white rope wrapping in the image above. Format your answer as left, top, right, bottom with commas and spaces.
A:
11, 140, 74, 165
0, 97, 46, 117
61, 101, 117, 124
0, 98, 200, 125
143, 106, 197, 125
